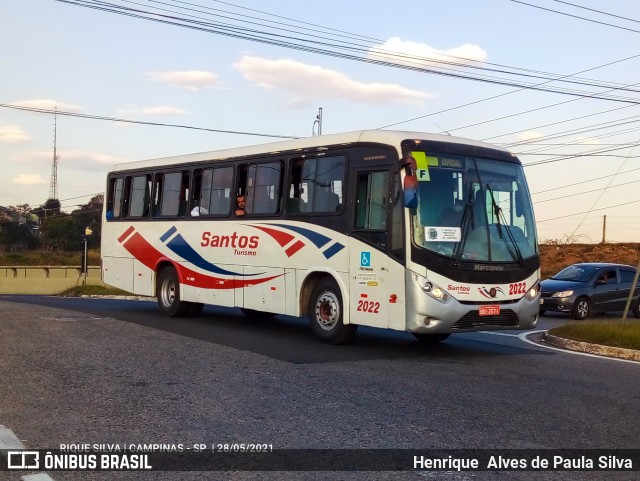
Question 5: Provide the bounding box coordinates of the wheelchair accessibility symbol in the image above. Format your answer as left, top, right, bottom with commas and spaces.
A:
360, 251, 371, 267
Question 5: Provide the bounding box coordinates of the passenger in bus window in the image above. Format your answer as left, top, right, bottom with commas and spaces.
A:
191, 204, 208, 216
235, 195, 246, 216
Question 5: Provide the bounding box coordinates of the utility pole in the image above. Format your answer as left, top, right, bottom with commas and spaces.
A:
601, 214, 607, 243
312, 107, 323, 136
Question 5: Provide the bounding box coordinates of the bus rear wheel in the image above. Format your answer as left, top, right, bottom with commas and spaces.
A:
157, 266, 190, 317
308, 279, 357, 344
412, 333, 450, 343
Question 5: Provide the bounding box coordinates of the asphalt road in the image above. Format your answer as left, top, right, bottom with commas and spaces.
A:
1, 295, 639, 481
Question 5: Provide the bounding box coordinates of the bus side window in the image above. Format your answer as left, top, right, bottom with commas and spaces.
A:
106, 177, 123, 220
126, 174, 151, 218
353, 170, 389, 250
287, 158, 306, 214
198, 166, 233, 216
211, 166, 233, 215
190, 169, 203, 216
303, 155, 345, 213
155, 171, 189, 217
246, 161, 282, 215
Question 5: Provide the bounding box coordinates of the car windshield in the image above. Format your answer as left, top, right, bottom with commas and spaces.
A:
551, 265, 600, 282
409, 151, 537, 262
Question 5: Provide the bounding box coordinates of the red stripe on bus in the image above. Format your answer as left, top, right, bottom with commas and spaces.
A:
285, 240, 305, 257
249, 225, 295, 247
121, 231, 283, 290
117, 226, 136, 243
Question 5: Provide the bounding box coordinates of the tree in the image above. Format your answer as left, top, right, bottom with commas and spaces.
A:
38, 195, 104, 251
33, 198, 61, 221
8, 204, 33, 218
0, 218, 37, 250
40, 215, 79, 251
72, 194, 103, 249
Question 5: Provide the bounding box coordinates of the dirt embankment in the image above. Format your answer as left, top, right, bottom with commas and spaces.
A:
540, 243, 640, 279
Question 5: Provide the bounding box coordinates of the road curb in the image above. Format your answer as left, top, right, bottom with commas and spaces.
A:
543, 333, 640, 362
78, 295, 155, 301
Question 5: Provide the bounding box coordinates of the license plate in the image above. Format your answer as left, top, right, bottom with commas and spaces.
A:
479, 305, 500, 316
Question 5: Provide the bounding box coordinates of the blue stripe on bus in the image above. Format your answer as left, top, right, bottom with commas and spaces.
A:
323, 242, 345, 259
160, 226, 178, 243
163, 233, 260, 277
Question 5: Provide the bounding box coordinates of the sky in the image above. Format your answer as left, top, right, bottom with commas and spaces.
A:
1, 0, 640, 243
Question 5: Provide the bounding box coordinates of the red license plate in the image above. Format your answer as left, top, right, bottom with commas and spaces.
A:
479, 305, 500, 316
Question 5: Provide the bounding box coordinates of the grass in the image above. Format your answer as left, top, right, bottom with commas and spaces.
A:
549, 319, 640, 351
58, 284, 136, 297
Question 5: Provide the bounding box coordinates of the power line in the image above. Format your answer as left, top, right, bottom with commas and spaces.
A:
551, 0, 640, 25
380, 58, 640, 131
509, 0, 640, 34
537, 198, 640, 223
112, 0, 640, 91
53, 0, 640, 104
534, 179, 640, 204
0, 103, 297, 139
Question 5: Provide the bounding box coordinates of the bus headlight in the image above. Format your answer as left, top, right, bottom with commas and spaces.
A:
413, 274, 448, 301
525, 283, 540, 300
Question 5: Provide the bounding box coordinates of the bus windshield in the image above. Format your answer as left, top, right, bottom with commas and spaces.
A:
410, 152, 537, 262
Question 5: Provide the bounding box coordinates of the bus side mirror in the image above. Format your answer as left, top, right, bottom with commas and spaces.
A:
403, 175, 418, 209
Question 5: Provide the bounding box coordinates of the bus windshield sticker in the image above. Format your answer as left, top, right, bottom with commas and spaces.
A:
409, 151, 438, 182
424, 226, 462, 242
441, 157, 463, 169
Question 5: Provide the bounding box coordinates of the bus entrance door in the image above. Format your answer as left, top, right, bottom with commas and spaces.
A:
350, 248, 391, 329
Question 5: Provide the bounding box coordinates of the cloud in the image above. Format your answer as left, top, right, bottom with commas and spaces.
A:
55, 150, 126, 171
12, 174, 48, 186
573, 136, 601, 145
368, 37, 487, 66
516, 131, 545, 142
117, 106, 189, 116
10, 150, 126, 172
233, 56, 431, 106
0, 125, 31, 144
146, 70, 219, 90
13, 99, 83, 112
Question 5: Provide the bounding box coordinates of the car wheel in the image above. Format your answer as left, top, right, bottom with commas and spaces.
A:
571, 297, 591, 320
156, 266, 190, 317
412, 333, 450, 343
308, 278, 357, 344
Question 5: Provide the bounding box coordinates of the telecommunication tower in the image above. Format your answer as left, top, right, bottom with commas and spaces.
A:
49, 108, 59, 200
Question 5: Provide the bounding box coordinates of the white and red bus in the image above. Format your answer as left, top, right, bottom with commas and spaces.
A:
102, 130, 540, 344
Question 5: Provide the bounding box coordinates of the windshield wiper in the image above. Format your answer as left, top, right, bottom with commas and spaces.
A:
453, 192, 475, 265
486, 184, 525, 267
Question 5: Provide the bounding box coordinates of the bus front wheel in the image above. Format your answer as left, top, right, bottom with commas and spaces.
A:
308, 279, 357, 344
157, 266, 190, 317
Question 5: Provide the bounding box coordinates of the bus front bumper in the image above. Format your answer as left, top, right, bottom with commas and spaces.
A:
405, 272, 539, 334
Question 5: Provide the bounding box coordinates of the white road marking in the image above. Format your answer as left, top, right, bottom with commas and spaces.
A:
465, 330, 640, 364
517, 331, 640, 364
0, 424, 55, 481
